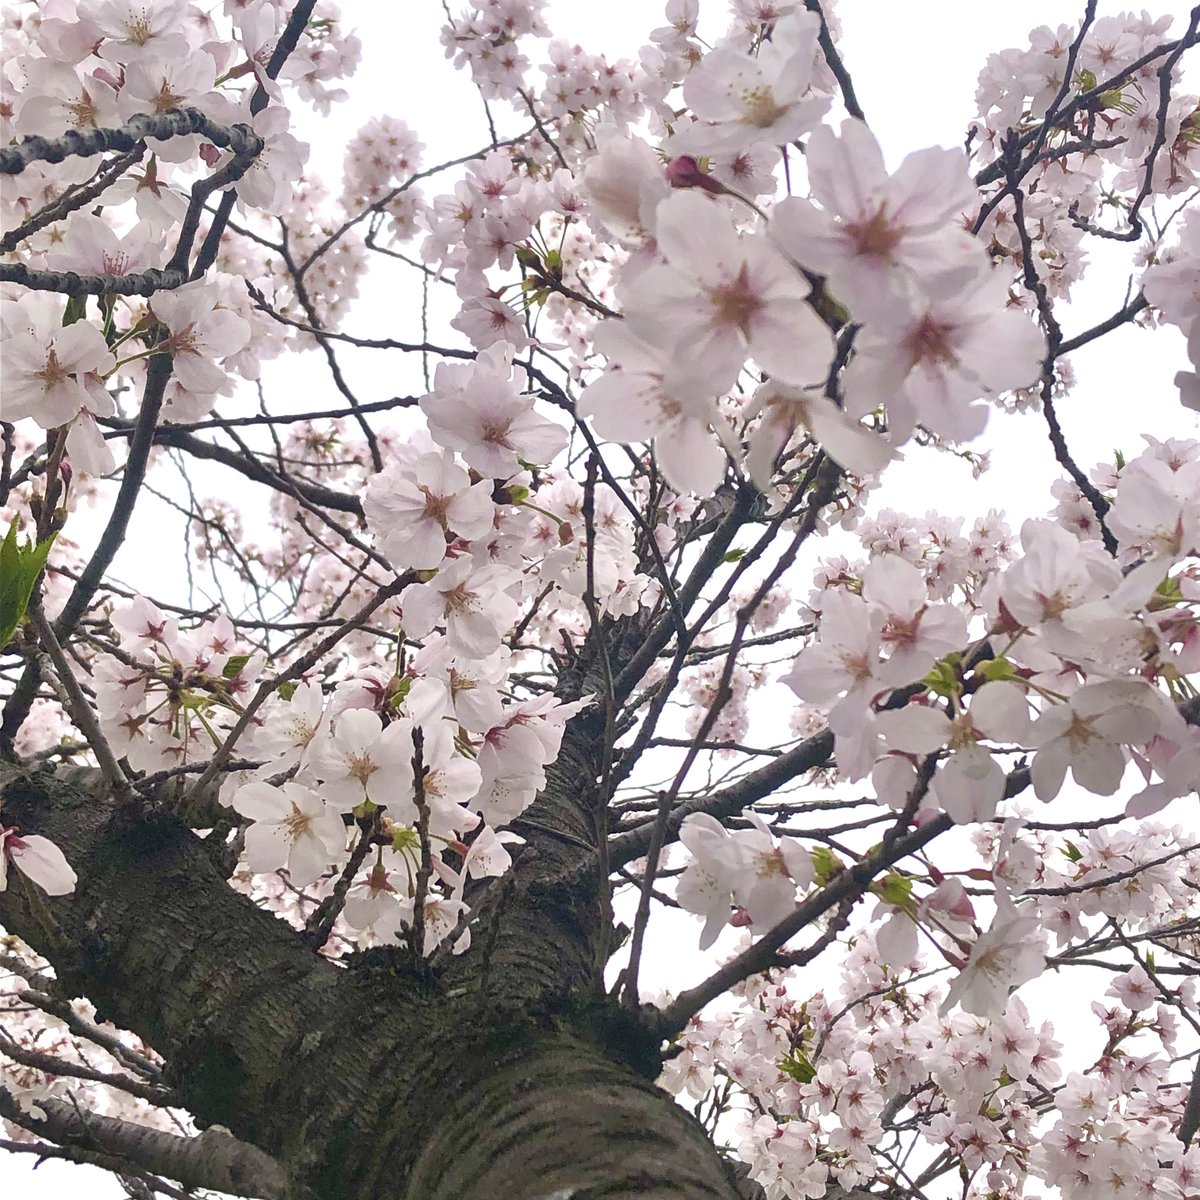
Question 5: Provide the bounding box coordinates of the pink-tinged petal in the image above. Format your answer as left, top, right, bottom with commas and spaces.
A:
231, 780, 289, 821
769, 196, 837, 273
655, 418, 727, 496
65, 412, 117, 477
333, 707, 383, 755
54, 321, 116, 375
578, 368, 662, 442
12, 835, 77, 896
862, 556, 927, 615
746, 299, 833, 388
1071, 741, 1127, 796
969, 681, 1031, 743
802, 395, 894, 477
243, 821, 289, 875
653, 191, 744, 285
808, 120, 887, 220
286, 834, 331, 890
935, 745, 1004, 823
1031, 742, 1068, 802
876, 911, 919, 968
876, 705, 951, 754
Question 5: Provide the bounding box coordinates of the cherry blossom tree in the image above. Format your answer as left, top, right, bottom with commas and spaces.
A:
1, 2, 1198, 1199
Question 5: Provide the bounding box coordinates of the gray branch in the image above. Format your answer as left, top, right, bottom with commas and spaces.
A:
0, 1086, 296, 1199
0, 108, 262, 176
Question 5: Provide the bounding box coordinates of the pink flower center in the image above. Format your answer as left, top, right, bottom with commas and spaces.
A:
708, 263, 763, 336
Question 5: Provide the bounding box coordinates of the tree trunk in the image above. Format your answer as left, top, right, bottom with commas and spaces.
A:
0, 702, 741, 1200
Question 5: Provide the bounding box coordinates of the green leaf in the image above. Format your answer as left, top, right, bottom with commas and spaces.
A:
222, 653, 251, 680
874, 872, 914, 910
62, 295, 88, 326
277, 680, 297, 702
922, 652, 962, 699
514, 244, 540, 270
0, 520, 57, 652
1062, 839, 1083, 863
1153, 574, 1183, 604
387, 675, 412, 710
391, 825, 419, 853
722, 548, 746, 563
777, 1049, 815, 1085
810, 846, 843, 886
975, 656, 1016, 684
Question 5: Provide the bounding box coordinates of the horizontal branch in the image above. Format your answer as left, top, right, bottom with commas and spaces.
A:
99, 417, 365, 515
655, 812, 953, 1037
607, 726, 834, 871
0, 1086, 294, 1199
0, 107, 262, 175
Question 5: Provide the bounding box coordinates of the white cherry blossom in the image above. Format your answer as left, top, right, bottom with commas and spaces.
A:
231, 781, 347, 889
621, 190, 835, 393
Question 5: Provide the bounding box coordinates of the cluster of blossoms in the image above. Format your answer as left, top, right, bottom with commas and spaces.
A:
662, 808, 1200, 1199
675, 812, 813, 948
92, 598, 265, 774
576, 15, 1047, 495
670, 435, 1197, 1062
1145, 208, 1200, 411
0, 939, 171, 1139
219, 665, 583, 953
974, 13, 1199, 305
779, 436, 1200, 816
0, 0, 371, 475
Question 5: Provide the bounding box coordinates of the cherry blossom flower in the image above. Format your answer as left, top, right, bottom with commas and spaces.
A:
620, 190, 835, 393
675, 11, 828, 156
676, 813, 742, 949
309, 709, 415, 811
91, 0, 190, 64
772, 120, 978, 310
245, 681, 328, 776
784, 587, 885, 714
342, 856, 406, 939
578, 320, 731, 495
1, 298, 116, 429
861, 555, 968, 687
364, 450, 495, 570
877, 682, 1032, 822
14, 60, 119, 140
421, 348, 567, 476
733, 813, 813, 931
579, 130, 669, 246
231, 781, 347, 890
1106, 964, 1157, 1011
1029, 679, 1164, 801
150, 281, 251, 398
942, 892, 1047, 1017
842, 265, 1045, 443
400, 558, 519, 658
743, 380, 895, 488
229, 105, 309, 214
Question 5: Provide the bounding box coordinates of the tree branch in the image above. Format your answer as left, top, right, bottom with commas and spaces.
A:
0, 1086, 295, 1200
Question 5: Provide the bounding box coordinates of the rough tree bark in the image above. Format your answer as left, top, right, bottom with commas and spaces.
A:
0, 630, 749, 1200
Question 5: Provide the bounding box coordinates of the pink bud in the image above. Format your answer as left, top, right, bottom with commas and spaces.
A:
666, 156, 724, 194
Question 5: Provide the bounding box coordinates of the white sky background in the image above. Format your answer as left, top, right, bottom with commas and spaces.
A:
4, 0, 1199, 1194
